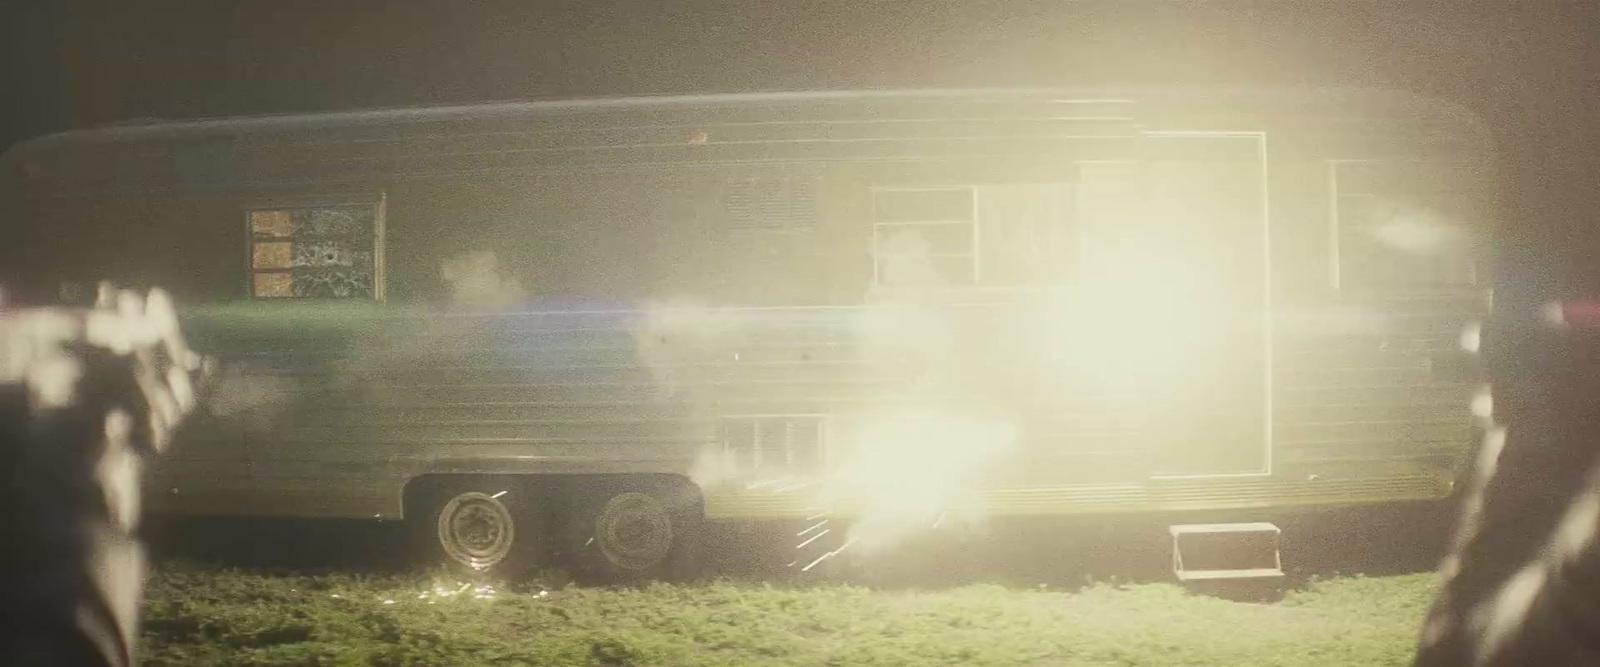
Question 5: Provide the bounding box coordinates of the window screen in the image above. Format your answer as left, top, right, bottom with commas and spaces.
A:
249, 203, 381, 299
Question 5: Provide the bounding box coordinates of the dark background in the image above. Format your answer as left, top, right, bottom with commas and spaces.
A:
2, 1, 1597, 303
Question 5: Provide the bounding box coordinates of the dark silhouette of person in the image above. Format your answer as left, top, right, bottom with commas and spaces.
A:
1416, 301, 1600, 666
0, 285, 202, 667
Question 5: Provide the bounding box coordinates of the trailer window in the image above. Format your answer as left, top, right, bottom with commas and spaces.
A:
1331, 161, 1478, 290
872, 185, 1076, 288
872, 187, 977, 287
974, 183, 1077, 287
720, 415, 827, 476
248, 202, 383, 300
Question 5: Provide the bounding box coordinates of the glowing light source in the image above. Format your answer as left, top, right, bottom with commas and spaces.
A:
1460, 322, 1481, 354
1552, 300, 1600, 329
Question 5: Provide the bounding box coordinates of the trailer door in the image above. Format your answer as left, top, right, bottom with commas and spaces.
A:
1078, 133, 1271, 477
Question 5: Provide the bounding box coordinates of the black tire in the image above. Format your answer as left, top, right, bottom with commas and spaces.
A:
561, 483, 702, 584
409, 477, 547, 579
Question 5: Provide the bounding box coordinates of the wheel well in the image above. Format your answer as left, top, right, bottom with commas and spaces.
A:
401, 473, 702, 521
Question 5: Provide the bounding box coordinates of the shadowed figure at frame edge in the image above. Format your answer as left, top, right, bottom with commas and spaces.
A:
0, 285, 204, 667
1415, 301, 1600, 666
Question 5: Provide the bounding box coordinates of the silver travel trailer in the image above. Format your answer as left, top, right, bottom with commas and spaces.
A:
0, 89, 1495, 578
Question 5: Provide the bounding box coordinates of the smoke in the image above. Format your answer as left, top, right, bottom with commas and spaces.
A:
1364, 198, 1470, 256
202, 363, 298, 419
828, 301, 1021, 553
877, 229, 953, 289
823, 408, 1018, 555
441, 250, 526, 308
674, 295, 1025, 558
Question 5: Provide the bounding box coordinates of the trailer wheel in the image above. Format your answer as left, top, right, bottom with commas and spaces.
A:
565, 487, 701, 584
411, 480, 545, 578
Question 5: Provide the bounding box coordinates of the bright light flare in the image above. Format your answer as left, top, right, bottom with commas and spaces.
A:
1460, 322, 1481, 354
1046, 222, 1249, 391
1471, 385, 1494, 423
1364, 201, 1467, 256
822, 409, 1016, 554
414, 580, 497, 604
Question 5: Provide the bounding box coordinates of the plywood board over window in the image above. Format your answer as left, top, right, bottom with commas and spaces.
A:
247, 199, 386, 301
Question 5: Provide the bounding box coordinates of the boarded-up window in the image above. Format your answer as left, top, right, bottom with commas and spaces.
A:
249, 203, 382, 299
1332, 161, 1480, 289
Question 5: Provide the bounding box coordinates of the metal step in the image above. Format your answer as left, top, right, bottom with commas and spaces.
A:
1170, 522, 1284, 583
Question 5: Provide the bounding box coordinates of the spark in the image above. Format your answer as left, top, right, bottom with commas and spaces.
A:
801, 554, 830, 572
806, 510, 828, 521
797, 529, 831, 549
383, 599, 395, 605
801, 538, 859, 571
796, 520, 829, 537
585, 537, 595, 547
491, 490, 508, 499
933, 511, 946, 529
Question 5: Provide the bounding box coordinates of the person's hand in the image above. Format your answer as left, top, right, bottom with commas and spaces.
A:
1, 284, 203, 454
0, 284, 206, 667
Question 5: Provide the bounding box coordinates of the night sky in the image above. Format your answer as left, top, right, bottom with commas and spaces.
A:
3, 1, 1598, 297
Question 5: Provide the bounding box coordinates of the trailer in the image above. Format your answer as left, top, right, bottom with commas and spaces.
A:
0, 89, 1494, 580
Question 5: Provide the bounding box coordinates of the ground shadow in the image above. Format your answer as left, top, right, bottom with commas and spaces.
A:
145, 499, 1455, 592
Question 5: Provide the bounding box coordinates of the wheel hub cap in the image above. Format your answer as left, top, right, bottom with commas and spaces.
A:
596, 493, 673, 571
438, 492, 515, 570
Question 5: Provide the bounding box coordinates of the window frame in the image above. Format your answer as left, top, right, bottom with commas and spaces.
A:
1326, 159, 1479, 292
869, 185, 981, 288
718, 414, 831, 477
243, 194, 388, 303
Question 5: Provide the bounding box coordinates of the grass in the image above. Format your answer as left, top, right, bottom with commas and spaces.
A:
140, 565, 1438, 667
